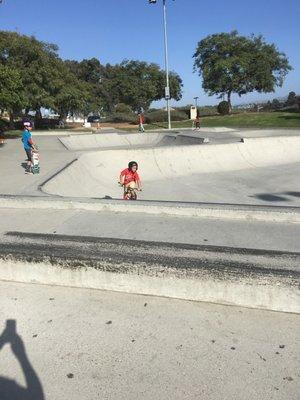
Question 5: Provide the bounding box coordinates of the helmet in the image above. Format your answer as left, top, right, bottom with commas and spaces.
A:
128, 161, 138, 170
23, 121, 33, 129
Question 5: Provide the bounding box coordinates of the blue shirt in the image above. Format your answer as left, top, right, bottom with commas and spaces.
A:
22, 130, 32, 150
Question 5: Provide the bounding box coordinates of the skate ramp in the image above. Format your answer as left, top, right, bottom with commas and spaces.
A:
59, 132, 166, 151
59, 130, 227, 151
42, 136, 300, 201
157, 135, 208, 146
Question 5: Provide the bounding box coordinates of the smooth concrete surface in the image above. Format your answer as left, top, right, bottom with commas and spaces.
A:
0, 129, 299, 313
58, 127, 300, 151
1, 280, 299, 400
59, 131, 166, 150
0, 232, 299, 313
42, 136, 300, 205
1, 131, 299, 207
59, 130, 225, 151
0, 136, 76, 196
0, 206, 299, 252
1, 195, 299, 224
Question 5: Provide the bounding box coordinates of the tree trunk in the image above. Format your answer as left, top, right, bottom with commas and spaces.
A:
9, 112, 15, 129
227, 91, 232, 114
35, 107, 42, 122
59, 111, 68, 123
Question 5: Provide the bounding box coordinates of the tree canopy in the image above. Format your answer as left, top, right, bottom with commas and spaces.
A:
193, 31, 292, 110
0, 64, 26, 121
67, 59, 183, 113
0, 30, 183, 125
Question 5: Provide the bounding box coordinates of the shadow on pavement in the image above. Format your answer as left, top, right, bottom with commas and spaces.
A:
0, 319, 45, 400
21, 162, 28, 171
251, 191, 300, 202
282, 191, 300, 198
250, 193, 290, 202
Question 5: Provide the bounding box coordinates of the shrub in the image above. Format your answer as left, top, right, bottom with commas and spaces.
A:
198, 106, 218, 116
115, 103, 133, 114
176, 105, 218, 117
145, 109, 187, 123
175, 106, 191, 118
217, 101, 230, 115
0, 118, 9, 132
105, 112, 137, 124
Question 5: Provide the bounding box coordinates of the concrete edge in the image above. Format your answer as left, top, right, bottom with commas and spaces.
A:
0, 194, 299, 223
0, 234, 299, 313
6, 230, 300, 256
38, 158, 78, 191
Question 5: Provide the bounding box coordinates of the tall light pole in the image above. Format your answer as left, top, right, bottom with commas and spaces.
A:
149, 0, 172, 130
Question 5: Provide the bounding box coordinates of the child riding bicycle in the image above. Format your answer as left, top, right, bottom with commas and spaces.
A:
119, 161, 142, 200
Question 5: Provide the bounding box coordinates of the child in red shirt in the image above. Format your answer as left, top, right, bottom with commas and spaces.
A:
119, 161, 142, 199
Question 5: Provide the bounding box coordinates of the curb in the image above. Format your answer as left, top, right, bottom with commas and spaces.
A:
0, 195, 299, 223
1, 232, 299, 313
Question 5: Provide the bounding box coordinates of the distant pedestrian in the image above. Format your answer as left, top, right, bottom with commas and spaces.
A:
21, 122, 37, 174
138, 113, 145, 133
195, 113, 201, 130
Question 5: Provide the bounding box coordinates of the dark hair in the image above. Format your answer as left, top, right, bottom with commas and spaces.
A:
128, 161, 138, 170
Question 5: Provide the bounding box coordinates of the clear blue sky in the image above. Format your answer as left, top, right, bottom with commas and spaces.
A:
1, 0, 299, 107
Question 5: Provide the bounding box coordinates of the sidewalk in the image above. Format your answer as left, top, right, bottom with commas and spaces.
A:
1, 280, 299, 400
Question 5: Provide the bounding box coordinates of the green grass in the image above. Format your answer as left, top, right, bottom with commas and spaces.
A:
141, 111, 300, 131
1, 130, 23, 138
3, 112, 300, 136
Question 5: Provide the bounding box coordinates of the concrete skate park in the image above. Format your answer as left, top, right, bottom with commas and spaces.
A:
0, 127, 299, 314
1, 127, 300, 400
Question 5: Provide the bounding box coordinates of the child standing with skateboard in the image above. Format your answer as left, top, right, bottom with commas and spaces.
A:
21, 121, 37, 174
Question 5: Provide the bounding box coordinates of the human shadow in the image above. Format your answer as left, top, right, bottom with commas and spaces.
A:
250, 193, 290, 202
0, 319, 45, 400
282, 191, 300, 198
21, 162, 28, 171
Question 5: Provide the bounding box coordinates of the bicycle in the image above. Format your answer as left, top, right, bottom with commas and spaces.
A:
118, 182, 142, 200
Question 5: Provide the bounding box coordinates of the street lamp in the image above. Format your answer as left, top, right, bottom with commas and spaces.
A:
149, 0, 173, 130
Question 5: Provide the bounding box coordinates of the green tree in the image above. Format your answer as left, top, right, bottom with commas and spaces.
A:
286, 91, 297, 106
271, 98, 281, 110
71, 59, 183, 113
65, 58, 106, 114
52, 60, 92, 121
0, 31, 94, 123
193, 31, 292, 111
115, 60, 183, 111
217, 101, 230, 115
115, 103, 134, 113
0, 64, 26, 126
0, 31, 62, 119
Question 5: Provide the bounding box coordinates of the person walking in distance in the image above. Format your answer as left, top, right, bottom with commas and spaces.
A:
138, 113, 145, 133
195, 112, 201, 130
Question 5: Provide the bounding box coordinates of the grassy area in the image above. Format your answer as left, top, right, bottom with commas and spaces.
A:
2, 112, 300, 137
1, 130, 23, 139
142, 111, 300, 130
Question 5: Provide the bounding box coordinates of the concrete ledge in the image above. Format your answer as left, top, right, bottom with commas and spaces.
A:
0, 195, 299, 224
1, 232, 299, 313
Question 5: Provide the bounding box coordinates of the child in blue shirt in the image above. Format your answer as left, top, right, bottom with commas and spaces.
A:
22, 122, 36, 174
